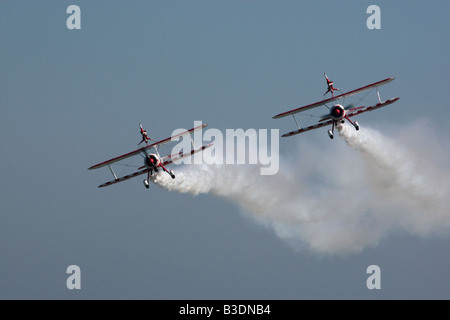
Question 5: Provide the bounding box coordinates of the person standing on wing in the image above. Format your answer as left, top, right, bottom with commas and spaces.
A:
139, 123, 154, 146
323, 73, 340, 97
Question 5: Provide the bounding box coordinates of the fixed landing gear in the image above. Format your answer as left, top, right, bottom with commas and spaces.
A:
345, 116, 360, 131
328, 120, 336, 139
328, 129, 334, 139
143, 168, 175, 189
328, 119, 359, 139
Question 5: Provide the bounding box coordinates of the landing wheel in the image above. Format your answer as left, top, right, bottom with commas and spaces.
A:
354, 121, 360, 131
328, 129, 334, 139
170, 169, 175, 179
143, 179, 150, 189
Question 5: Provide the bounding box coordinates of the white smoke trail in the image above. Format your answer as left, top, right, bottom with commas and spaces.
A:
151, 122, 450, 256
337, 122, 450, 236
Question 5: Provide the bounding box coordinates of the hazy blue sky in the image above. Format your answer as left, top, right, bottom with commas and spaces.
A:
1, 1, 449, 299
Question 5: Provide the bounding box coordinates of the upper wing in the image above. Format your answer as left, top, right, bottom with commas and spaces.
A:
346, 97, 399, 118
88, 124, 208, 170
273, 77, 395, 119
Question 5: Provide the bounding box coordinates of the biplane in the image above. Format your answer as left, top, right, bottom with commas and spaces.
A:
273, 75, 400, 139
88, 123, 213, 189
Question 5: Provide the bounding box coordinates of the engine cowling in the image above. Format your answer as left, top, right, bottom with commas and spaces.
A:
145, 154, 161, 169
330, 104, 346, 120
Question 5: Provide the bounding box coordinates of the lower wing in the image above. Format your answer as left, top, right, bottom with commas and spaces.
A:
281, 119, 334, 137
98, 169, 148, 188
346, 97, 399, 118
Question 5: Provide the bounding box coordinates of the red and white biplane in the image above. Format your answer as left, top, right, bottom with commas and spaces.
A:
273, 75, 399, 139
89, 123, 213, 189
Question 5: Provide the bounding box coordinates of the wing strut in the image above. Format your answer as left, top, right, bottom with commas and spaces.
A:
108, 165, 118, 180
376, 88, 382, 103
292, 114, 301, 130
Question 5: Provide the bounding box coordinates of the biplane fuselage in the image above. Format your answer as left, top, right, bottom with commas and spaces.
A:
330, 104, 346, 121
145, 153, 161, 169
89, 124, 212, 189
273, 76, 399, 139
